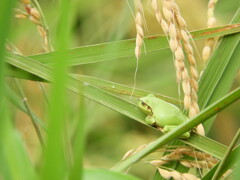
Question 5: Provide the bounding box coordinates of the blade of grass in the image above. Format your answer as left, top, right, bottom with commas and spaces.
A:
13, 79, 44, 146
182, 133, 227, 159
112, 87, 240, 172
6, 66, 181, 105
0, 1, 37, 180
0, 0, 14, 115
6, 85, 46, 130
69, 96, 86, 180
6, 64, 46, 81
199, 8, 240, 132
74, 75, 181, 105
212, 129, 240, 180
0, 118, 37, 180
41, 0, 71, 179
28, 24, 240, 66
234, 147, 240, 180
37, 82, 50, 106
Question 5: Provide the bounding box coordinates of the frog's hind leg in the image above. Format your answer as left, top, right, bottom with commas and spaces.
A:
163, 125, 190, 139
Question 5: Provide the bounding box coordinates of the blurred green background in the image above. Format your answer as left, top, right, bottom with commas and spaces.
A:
9, 0, 239, 179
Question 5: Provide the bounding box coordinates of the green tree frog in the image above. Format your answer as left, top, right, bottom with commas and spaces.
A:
138, 94, 190, 138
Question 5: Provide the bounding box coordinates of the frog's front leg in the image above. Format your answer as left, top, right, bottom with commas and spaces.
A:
163, 125, 190, 139
145, 116, 163, 131
145, 116, 157, 127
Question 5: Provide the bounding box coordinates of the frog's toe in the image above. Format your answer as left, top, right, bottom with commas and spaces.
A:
180, 132, 190, 139
162, 126, 176, 133
162, 126, 190, 139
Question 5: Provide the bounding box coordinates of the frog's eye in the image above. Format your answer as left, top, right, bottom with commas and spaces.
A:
141, 102, 152, 110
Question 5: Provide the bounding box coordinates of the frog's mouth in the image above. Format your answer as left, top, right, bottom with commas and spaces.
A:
151, 122, 157, 127
138, 101, 153, 115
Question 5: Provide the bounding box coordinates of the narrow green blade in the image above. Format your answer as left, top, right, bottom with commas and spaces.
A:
28, 24, 240, 66
199, 8, 240, 132
41, 0, 71, 180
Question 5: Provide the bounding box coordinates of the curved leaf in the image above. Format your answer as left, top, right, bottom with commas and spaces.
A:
28, 24, 240, 66
199, 8, 240, 132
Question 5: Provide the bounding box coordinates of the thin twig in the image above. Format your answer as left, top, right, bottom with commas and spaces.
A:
14, 79, 44, 147
37, 82, 50, 107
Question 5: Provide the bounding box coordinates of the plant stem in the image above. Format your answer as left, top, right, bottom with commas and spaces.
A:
14, 79, 44, 147
212, 128, 240, 180
37, 82, 50, 107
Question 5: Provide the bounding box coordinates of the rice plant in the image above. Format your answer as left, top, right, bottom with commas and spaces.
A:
1, 0, 240, 179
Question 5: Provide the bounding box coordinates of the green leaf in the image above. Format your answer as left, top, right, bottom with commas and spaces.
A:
0, 125, 37, 180
40, 0, 72, 180
6, 66, 181, 105
183, 133, 227, 159
84, 169, 140, 180
234, 147, 240, 180
28, 24, 240, 66
6, 85, 46, 130
69, 96, 86, 180
212, 129, 240, 180
199, 8, 240, 132
74, 75, 181, 104
0, 1, 36, 180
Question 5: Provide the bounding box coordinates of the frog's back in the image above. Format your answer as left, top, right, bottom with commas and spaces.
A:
152, 97, 188, 126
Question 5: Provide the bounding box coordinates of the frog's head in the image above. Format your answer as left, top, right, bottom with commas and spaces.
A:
138, 94, 156, 115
